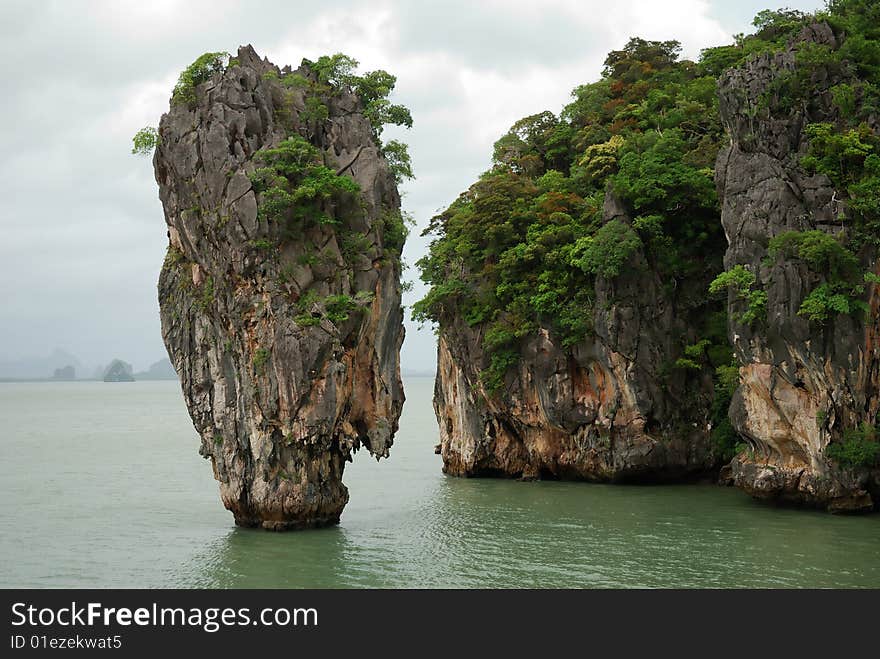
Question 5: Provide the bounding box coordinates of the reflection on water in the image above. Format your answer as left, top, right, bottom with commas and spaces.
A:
183, 478, 880, 589
1, 378, 879, 588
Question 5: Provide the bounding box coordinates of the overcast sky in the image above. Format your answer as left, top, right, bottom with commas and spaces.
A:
0, 0, 824, 374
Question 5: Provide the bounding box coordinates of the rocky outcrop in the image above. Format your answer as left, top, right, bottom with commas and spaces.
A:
52, 365, 75, 380
104, 359, 134, 382
435, 193, 718, 481
716, 23, 880, 511
154, 46, 405, 529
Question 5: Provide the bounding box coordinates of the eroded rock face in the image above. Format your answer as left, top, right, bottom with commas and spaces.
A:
155, 46, 405, 529
716, 24, 880, 511
435, 193, 718, 481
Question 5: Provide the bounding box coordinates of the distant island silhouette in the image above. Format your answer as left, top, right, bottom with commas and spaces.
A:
0, 351, 177, 382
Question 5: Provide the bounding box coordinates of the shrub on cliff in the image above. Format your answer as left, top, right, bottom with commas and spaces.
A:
382, 139, 415, 184
131, 126, 158, 156
571, 219, 641, 279
826, 423, 880, 469
249, 135, 360, 234
306, 52, 413, 140
763, 230, 878, 322
256, 53, 414, 263
171, 51, 229, 106
709, 265, 767, 324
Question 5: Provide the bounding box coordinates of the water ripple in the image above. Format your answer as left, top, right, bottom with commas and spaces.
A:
1, 379, 879, 588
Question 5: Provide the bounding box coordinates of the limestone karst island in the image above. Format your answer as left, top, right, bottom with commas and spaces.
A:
149, 47, 408, 529
136, 3, 880, 532
7, 0, 880, 596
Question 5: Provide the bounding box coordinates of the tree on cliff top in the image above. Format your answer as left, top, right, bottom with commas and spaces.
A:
306, 52, 413, 140
131, 50, 415, 183
414, 35, 727, 392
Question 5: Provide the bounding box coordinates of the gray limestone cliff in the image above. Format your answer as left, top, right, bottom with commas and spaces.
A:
716, 23, 880, 511
154, 46, 405, 529
435, 192, 719, 482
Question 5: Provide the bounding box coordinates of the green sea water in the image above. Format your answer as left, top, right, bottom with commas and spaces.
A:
1, 376, 878, 588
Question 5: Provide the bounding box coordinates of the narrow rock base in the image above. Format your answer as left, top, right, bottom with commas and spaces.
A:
730, 456, 875, 513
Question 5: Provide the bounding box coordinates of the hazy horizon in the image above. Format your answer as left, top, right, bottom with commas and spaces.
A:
0, 0, 824, 377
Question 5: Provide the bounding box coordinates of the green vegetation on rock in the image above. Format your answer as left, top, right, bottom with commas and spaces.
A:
172, 51, 229, 106
709, 265, 767, 324
415, 36, 728, 391
380, 209, 414, 255
298, 53, 413, 143
382, 139, 415, 184
292, 291, 372, 329
706, 3, 880, 328
131, 126, 159, 156
249, 135, 361, 236
252, 348, 270, 373
757, 2, 880, 321
825, 422, 880, 468
251, 53, 414, 267
766, 230, 876, 322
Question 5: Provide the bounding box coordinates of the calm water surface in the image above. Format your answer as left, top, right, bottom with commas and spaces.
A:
1, 376, 878, 588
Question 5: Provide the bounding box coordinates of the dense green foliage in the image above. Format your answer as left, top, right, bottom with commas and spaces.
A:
571, 219, 641, 279
825, 422, 880, 468
415, 2, 880, 479
249, 135, 361, 236
301, 53, 413, 141
709, 265, 767, 324
131, 126, 159, 156
382, 139, 415, 183
415, 37, 728, 391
